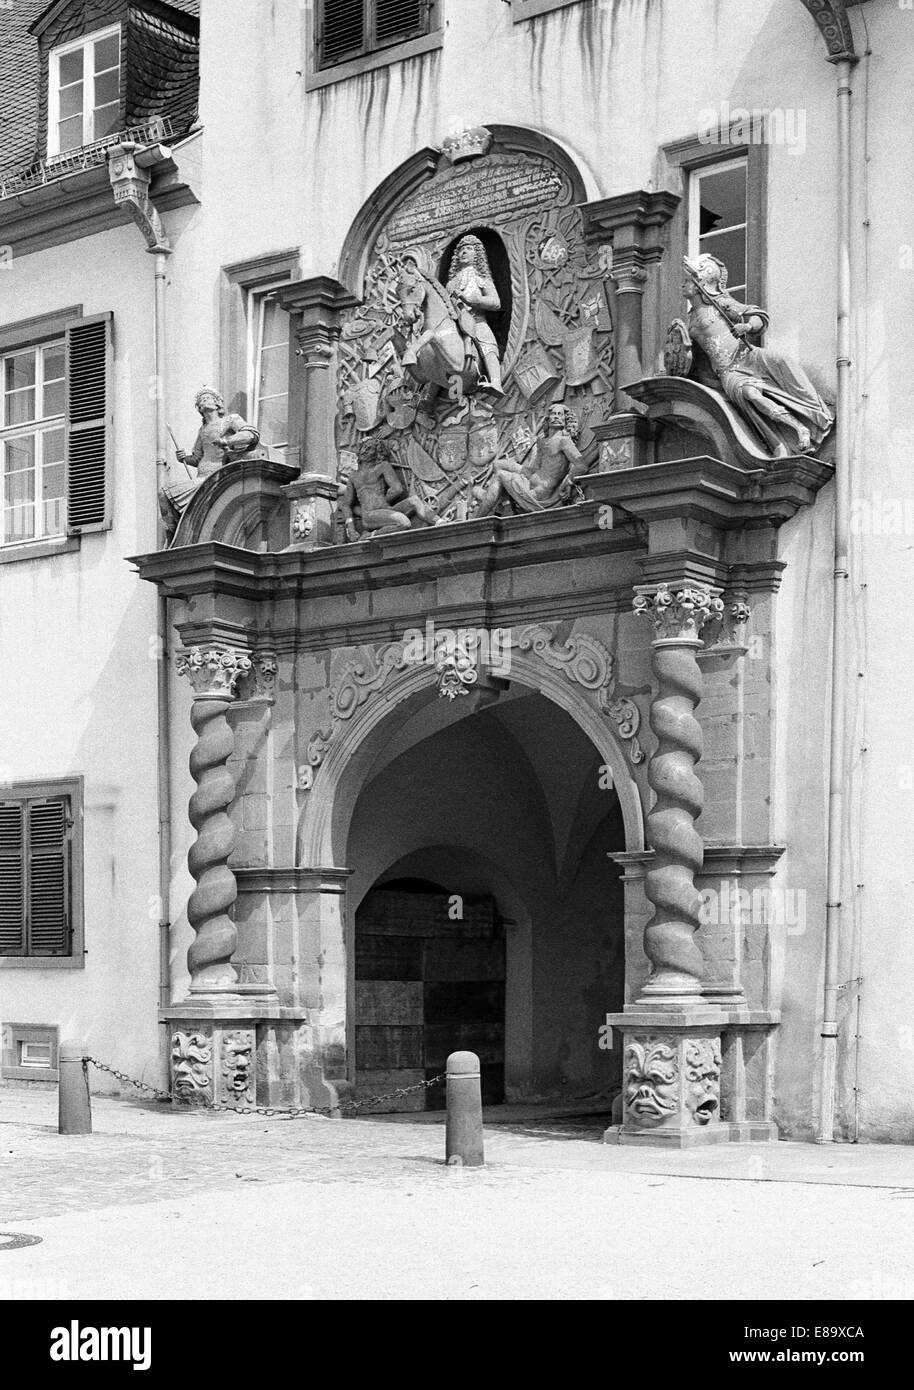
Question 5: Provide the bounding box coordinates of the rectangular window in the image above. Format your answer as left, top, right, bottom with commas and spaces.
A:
318, 0, 433, 70
1, 1025, 60, 1081
0, 785, 78, 959
0, 314, 112, 552
249, 287, 291, 456
1, 343, 66, 547
48, 25, 122, 158
688, 156, 749, 298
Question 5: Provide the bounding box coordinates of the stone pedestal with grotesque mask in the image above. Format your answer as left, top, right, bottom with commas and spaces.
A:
606, 1013, 728, 1147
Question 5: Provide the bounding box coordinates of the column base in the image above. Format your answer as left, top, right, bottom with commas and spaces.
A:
603, 1120, 778, 1147
162, 1004, 344, 1112
606, 1009, 726, 1145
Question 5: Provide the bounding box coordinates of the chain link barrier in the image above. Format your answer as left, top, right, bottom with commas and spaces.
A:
85, 1056, 445, 1119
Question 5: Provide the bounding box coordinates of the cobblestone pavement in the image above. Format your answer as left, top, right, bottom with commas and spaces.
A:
2, 1087, 914, 1300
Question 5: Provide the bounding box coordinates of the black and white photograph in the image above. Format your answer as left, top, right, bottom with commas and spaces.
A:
0, 0, 908, 1356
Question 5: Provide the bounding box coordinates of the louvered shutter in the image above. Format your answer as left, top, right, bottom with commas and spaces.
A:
26, 798, 70, 956
374, 0, 428, 47
0, 802, 26, 955
320, 0, 367, 65
66, 312, 113, 534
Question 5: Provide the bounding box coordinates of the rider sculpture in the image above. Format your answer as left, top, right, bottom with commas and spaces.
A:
398, 234, 503, 403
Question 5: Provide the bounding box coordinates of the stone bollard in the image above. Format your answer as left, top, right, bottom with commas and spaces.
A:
445, 1051, 484, 1167
58, 1042, 92, 1135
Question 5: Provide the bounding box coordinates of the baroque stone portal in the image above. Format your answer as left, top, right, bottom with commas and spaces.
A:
336, 132, 615, 534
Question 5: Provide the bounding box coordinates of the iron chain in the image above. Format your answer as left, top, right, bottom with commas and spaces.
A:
85, 1057, 445, 1119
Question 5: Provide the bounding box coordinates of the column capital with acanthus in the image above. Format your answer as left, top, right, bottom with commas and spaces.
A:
633, 582, 724, 645
176, 646, 253, 699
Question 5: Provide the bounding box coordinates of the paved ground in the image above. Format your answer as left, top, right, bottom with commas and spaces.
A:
2, 1086, 913, 1301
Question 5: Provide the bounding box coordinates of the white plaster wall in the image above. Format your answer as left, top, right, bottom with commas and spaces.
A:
0, 224, 164, 1087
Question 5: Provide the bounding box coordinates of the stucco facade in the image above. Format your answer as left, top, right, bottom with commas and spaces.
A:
1, 0, 910, 1144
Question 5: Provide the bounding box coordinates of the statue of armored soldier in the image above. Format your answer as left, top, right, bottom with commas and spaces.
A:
677, 254, 833, 457
159, 387, 260, 542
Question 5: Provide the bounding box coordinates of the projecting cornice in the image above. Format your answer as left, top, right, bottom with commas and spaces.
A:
798, 0, 864, 64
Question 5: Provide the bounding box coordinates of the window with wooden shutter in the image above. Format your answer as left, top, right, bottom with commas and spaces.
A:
317, 0, 434, 70
374, 0, 428, 48
66, 312, 112, 534
320, 0, 366, 65
0, 787, 76, 958
0, 803, 26, 955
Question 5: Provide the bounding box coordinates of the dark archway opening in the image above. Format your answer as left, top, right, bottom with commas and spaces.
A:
355, 879, 506, 1109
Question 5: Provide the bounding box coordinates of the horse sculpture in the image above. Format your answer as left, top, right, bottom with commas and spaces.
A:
397, 261, 481, 403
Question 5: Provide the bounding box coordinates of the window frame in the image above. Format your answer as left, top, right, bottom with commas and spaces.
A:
687, 154, 749, 299
511, 0, 585, 20
0, 777, 84, 968
660, 131, 768, 331
47, 23, 123, 160
306, 1, 443, 91
1, 1024, 61, 1081
248, 281, 292, 458
0, 339, 67, 550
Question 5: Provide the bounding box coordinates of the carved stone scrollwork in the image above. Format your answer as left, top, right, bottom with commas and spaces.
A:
176, 647, 252, 993
306, 643, 408, 774
107, 142, 170, 253
515, 624, 645, 764
238, 651, 278, 703
633, 584, 723, 1002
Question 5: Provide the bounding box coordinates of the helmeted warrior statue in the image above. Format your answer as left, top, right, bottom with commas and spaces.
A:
680, 254, 833, 457
159, 387, 260, 542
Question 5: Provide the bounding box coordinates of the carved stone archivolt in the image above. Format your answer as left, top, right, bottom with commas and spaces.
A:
515, 624, 644, 764
304, 623, 644, 781
335, 132, 615, 534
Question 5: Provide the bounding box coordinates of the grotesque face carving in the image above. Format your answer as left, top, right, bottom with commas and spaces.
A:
171, 1032, 212, 1096
222, 1031, 254, 1100
624, 1039, 679, 1128
684, 1039, 721, 1126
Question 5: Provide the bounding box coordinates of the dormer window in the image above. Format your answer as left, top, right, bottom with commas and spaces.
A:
48, 26, 122, 157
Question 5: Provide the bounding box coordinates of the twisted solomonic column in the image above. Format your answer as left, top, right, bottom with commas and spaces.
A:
175, 646, 252, 995
633, 583, 724, 1003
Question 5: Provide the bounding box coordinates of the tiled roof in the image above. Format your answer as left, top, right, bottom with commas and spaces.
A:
127, 7, 200, 134
0, 0, 199, 176
0, 1, 47, 170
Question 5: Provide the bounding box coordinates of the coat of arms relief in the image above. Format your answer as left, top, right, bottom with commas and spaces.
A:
336, 143, 615, 539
